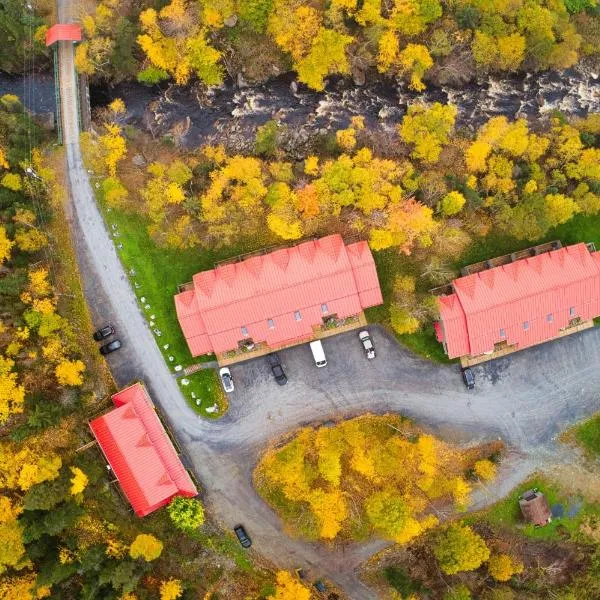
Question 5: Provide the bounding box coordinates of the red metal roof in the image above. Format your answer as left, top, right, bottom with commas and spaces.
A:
45, 24, 82, 46
438, 243, 600, 359
175, 235, 383, 356
89, 383, 197, 517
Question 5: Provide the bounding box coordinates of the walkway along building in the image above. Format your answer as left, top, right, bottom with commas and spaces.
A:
89, 383, 197, 516
435, 242, 600, 366
175, 235, 383, 364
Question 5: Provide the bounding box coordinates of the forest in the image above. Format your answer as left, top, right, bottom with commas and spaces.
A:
0, 96, 289, 599
1, 0, 600, 597
82, 98, 600, 351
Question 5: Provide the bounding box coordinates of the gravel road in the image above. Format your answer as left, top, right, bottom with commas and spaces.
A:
56, 5, 600, 597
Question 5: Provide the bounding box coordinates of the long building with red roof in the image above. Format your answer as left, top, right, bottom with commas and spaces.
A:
435, 242, 600, 365
175, 235, 383, 359
89, 383, 197, 517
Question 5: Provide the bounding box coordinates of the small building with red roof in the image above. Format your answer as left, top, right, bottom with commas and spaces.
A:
435, 242, 600, 366
175, 235, 383, 363
89, 383, 197, 517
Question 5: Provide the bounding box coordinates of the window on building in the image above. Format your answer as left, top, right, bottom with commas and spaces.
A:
569, 306, 576, 317
499, 328, 506, 338
523, 321, 529, 331
241, 326, 248, 336
294, 310, 302, 321
267, 319, 275, 329
321, 303, 329, 314
547, 313, 553, 322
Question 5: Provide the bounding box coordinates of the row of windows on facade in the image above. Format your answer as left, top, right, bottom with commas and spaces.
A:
240, 304, 330, 337
499, 306, 576, 338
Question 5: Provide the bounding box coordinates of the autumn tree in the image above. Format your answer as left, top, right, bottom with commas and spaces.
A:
0, 355, 25, 423
160, 578, 183, 600
69, 466, 88, 495
365, 489, 438, 543
269, 570, 311, 600
167, 496, 205, 533
439, 191, 466, 216
129, 533, 163, 561
137, 0, 223, 85
473, 459, 496, 482
98, 123, 127, 177
488, 553, 524, 582
399, 103, 457, 163
434, 522, 490, 575
256, 416, 478, 543
398, 44, 434, 91
55, 359, 85, 387
0, 225, 14, 265
200, 154, 267, 246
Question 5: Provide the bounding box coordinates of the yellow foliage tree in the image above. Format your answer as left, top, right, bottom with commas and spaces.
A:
0, 518, 26, 575
55, 359, 86, 387
160, 578, 183, 600
0, 355, 25, 423
129, 533, 163, 561
439, 191, 466, 216
473, 459, 496, 482
1, 172, 22, 191
398, 44, 434, 91
399, 103, 457, 163
377, 29, 399, 73
69, 466, 89, 495
99, 123, 127, 177
488, 553, 524, 582
434, 522, 490, 575
0, 225, 13, 265
14, 228, 48, 253
269, 570, 311, 600
256, 416, 478, 543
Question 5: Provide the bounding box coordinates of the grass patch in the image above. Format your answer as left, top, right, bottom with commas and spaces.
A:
474, 476, 600, 541
384, 566, 428, 597
96, 201, 258, 368
575, 413, 600, 458
178, 369, 228, 419
368, 249, 454, 364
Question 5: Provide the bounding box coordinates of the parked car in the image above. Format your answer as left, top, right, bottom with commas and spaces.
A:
309, 340, 327, 367
99, 339, 121, 355
233, 524, 252, 548
462, 367, 475, 389
358, 330, 376, 359
93, 324, 115, 341
219, 367, 235, 393
266, 353, 288, 385
314, 580, 327, 593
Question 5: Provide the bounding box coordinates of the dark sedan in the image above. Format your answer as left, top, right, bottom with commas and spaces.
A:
100, 339, 121, 355
93, 324, 115, 341
233, 524, 252, 548
266, 353, 288, 385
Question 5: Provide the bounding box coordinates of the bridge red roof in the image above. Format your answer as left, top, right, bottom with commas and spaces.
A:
89, 383, 197, 516
437, 243, 600, 359
175, 235, 383, 356
45, 24, 82, 46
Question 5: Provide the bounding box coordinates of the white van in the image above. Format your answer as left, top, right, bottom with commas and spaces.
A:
309, 340, 327, 368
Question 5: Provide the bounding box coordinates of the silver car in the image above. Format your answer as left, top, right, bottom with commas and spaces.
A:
358, 330, 375, 359
219, 367, 234, 392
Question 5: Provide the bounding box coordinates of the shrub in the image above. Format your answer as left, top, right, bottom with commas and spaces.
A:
167, 496, 205, 534
128, 533, 163, 561
434, 522, 490, 575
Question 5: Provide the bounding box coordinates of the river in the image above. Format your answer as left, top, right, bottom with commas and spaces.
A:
1, 66, 598, 152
